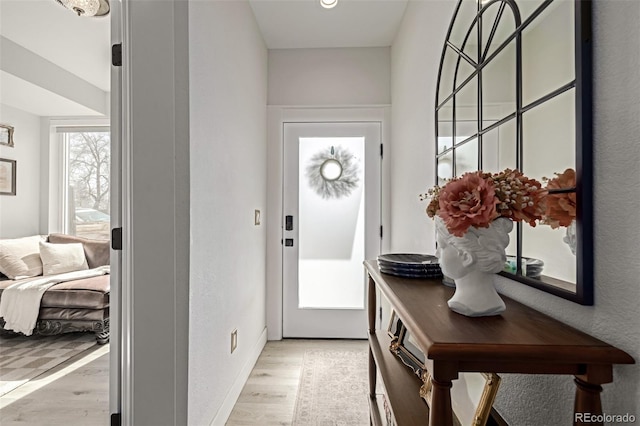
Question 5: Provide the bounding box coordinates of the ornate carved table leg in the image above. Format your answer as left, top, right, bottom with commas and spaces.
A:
368, 274, 377, 399
573, 365, 612, 426
574, 377, 603, 425
369, 348, 376, 399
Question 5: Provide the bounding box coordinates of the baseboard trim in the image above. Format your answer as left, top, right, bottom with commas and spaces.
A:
210, 327, 268, 426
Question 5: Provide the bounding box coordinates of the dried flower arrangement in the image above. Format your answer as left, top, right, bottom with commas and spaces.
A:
421, 168, 579, 237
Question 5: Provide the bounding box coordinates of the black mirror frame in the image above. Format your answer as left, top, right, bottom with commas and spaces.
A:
434, 0, 593, 305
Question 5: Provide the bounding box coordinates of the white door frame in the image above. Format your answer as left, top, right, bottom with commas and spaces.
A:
114, 1, 190, 425
266, 106, 391, 341
109, 0, 122, 420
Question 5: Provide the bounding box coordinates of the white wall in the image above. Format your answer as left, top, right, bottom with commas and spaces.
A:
390, 0, 454, 253
268, 47, 391, 106
0, 104, 41, 238
390, 1, 640, 424
188, 1, 268, 425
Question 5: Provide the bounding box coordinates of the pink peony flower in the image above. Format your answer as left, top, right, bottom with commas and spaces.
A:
437, 171, 499, 237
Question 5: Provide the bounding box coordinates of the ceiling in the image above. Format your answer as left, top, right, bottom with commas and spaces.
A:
0, 0, 111, 116
249, 0, 408, 49
0, 0, 110, 91
0, 0, 408, 117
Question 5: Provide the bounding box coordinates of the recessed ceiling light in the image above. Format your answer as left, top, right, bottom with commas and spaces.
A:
320, 0, 338, 9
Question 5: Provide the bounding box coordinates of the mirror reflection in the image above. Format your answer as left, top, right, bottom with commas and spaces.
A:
437, 102, 454, 154
455, 79, 478, 139
454, 138, 478, 175
523, 89, 576, 184
449, 0, 482, 58
522, 0, 575, 105
439, 48, 458, 104
437, 151, 453, 187
482, 40, 516, 122
523, 224, 576, 286
517, 0, 546, 22
435, 0, 592, 304
481, 119, 514, 173
481, 1, 515, 60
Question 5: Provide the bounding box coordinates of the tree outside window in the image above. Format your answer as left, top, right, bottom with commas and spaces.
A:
67, 131, 110, 240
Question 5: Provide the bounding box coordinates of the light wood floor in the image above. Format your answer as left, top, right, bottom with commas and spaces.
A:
226, 339, 368, 425
0, 339, 366, 426
0, 342, 110, 426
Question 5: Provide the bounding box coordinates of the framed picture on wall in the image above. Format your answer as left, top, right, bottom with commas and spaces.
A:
0, 158, 17, 195
0, 125, 14, 147
450, 372, 501, 426
387, 309, 402, 340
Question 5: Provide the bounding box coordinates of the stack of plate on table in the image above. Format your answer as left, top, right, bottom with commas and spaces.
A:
523, 257, 544, 279
377, 253, 443, 279
504, 256, 545, 279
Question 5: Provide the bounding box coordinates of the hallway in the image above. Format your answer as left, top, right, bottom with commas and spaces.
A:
227, 339, 368, 425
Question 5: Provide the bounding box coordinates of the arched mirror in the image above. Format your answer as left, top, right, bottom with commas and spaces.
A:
435, 0, 593, 304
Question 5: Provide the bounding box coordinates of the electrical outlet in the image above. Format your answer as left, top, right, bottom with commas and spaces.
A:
231, 329, 238, 353
254, 209, 261, 226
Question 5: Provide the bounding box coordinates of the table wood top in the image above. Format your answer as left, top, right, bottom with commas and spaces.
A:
365, 261, 634, 367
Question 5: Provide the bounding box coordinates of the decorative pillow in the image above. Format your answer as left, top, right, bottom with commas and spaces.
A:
48, 234, 110, 268
39, 241, 89, 276
0, 236, 45, 279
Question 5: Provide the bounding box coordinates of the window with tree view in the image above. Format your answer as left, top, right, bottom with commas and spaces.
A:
63, 130, 110, 240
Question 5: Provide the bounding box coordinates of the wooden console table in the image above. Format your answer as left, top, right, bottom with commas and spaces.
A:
365, 260, 634, 426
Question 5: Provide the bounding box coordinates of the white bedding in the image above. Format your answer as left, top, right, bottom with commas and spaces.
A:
0, 265, 110, 336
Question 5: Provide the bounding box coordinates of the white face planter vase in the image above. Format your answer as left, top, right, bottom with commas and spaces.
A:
435, 217, 513, 317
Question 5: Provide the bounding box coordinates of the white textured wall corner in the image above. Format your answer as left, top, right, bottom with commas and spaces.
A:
188, 1, 268, 424
0, 105, 41, 238
390, 0, 454, 254
391, 0, 640, 425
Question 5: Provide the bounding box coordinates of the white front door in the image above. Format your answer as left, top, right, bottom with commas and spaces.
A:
283, 122, 381, 338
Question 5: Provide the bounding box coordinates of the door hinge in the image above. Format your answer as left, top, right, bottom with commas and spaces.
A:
111, 228, 123, 251
380, 225, 383, 239
112, 43, 122, 67
111, 413, 122, 426
380, 143, 383, 159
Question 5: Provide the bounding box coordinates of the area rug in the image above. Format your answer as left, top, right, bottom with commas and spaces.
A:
0, 332, 97, 396
292, 349, 369, 426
